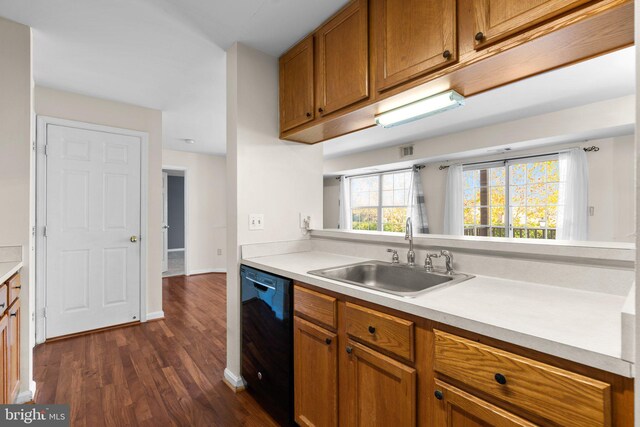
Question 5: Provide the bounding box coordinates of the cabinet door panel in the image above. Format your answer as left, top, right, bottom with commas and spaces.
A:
473, 0, 593, 47
7, 300, 19, 403
280, 36, 315, 132
294, 316, 338, 427
317, 0, 369, 116
434, 379, 538, 427
344, 340, 416, 426
374, 0, 457, 92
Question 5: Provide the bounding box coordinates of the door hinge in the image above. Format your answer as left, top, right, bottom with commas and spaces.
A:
44, 144, 48, 156
32, 140, 36, 151
43, 226, 48, 237
43, 307, 47, 318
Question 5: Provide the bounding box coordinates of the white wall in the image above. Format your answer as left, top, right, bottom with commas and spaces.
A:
225, 43, 323, 385
323, 177, 340, 229
34, 86, 164, 318
0, 16, 34, 401
162, 149, 227, 273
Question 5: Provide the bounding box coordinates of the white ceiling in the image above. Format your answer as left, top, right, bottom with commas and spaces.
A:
0, 0, 348, 155
323, 47, 636, 159
0, 2, 633, 157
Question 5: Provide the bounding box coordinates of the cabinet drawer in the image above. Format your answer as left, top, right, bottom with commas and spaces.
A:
345, 302, 414, 361
6, 273, 19, 307
294, 285, 337, 330
0, 284, 7, 315
434, 330, 611, 427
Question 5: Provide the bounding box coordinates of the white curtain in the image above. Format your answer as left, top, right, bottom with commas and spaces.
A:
407, 166, 429, 233
338, 176, 351, 230
443, 164, 464, 235
557, 148, 589, 241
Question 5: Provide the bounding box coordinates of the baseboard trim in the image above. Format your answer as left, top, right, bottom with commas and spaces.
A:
46, 321, 139, 342
146, 311, 165, 321
15, 390, 34, 404
189, 268, 226, 275
223, 368, 246, 392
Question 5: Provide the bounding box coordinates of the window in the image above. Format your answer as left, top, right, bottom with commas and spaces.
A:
350, 170, 412, 232
463, 156, 561, 239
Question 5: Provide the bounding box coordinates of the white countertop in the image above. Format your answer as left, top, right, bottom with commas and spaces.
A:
0, 261, 22, 284
242, 250, 633, 377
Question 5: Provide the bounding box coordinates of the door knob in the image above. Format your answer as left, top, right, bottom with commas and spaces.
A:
162, 225, 170, 229
130, 236, 138, 243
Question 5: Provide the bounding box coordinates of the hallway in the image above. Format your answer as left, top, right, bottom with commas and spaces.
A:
33, 273, 278, 427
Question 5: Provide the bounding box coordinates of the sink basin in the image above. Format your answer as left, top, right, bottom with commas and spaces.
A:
308, 260, 474, 298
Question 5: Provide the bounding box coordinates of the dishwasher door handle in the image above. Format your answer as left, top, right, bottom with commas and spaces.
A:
245, 276, 277, 291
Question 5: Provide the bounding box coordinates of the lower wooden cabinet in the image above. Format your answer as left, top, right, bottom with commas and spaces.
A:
292, 283, 633, 427
7, 298, 20, 402
294, 316, 338, 427
344, 340, 416, 426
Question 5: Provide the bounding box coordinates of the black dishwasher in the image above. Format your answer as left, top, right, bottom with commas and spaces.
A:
240, 265, 293, 427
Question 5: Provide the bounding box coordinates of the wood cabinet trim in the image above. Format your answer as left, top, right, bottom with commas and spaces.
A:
279, 35, 315, 132
434, 329, 612, 427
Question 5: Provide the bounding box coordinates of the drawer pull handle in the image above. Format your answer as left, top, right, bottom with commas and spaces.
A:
13, 286, 21, 289
494, 373, 507, 385
325, 338, 332, 345
346, 346, 353, 354
434, 390, 443, 400
368, 326, 376, 334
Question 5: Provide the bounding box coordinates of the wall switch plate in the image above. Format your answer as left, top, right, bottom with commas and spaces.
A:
299, 213, 311, 229
249, 214, 264, 230
217, 248, 222, 255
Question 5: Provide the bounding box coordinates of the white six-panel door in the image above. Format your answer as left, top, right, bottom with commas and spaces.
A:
45, 124, 141, 338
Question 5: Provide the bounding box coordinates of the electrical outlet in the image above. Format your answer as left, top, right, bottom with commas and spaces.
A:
249, 214, 264, 230
299, 213, 311, 229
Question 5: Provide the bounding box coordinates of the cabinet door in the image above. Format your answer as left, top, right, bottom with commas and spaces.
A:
374, 0, 457, 92
294, 316, 338, 427
434, 379, 538, 427
344, 340, 416, 426
280, 36, 315, 132
316, 0, 369, 116
473, 0, 593, 48
7, 300, 19, 402
0, 315, 8, 404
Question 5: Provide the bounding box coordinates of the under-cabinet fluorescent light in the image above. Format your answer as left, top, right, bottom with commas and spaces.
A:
375, 90, 465, 128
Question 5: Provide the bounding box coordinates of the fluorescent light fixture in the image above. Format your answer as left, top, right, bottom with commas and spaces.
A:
375, 90, 465, 128
183, 138, 195, 144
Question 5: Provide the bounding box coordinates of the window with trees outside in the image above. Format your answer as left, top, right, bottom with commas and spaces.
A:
463, 156, 561, 239
350, 170, 412, 232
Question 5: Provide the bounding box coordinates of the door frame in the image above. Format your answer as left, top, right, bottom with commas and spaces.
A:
35, 116, 149, 344
161, 165, 189, 276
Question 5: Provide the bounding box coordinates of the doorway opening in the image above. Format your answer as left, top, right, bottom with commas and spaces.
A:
162, 168, 187, 277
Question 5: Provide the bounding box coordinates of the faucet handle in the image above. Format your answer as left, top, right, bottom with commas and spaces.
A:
424, 253, 441, 271
387, 249, 400, 264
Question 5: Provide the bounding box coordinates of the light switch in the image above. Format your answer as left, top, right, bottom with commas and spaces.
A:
249, 214, 264, 230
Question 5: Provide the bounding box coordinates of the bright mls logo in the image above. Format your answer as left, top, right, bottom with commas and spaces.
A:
0, 405, 69, 426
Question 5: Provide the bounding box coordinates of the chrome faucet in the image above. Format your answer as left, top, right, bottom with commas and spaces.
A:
440, 250, 454, 275
405, 217, 415, 266
387, 249, 400, 264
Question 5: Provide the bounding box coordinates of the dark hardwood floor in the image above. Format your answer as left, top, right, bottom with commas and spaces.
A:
34, 273, 279, 427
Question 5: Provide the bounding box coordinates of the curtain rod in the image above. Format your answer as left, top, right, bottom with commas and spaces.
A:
438, 146, 599, 170
335, 165, 425, 180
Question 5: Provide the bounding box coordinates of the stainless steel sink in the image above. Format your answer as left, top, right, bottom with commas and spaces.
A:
308, 260, 474, 298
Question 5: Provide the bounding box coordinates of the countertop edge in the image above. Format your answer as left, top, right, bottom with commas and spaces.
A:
0, 262, 22, 284
242, 257, 634, 378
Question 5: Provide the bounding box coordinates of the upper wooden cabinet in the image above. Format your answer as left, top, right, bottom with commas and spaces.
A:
316, 0, 369, 116
373, 0, 457, 92
473, 0, 595, 48
279, 36, 315, 132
